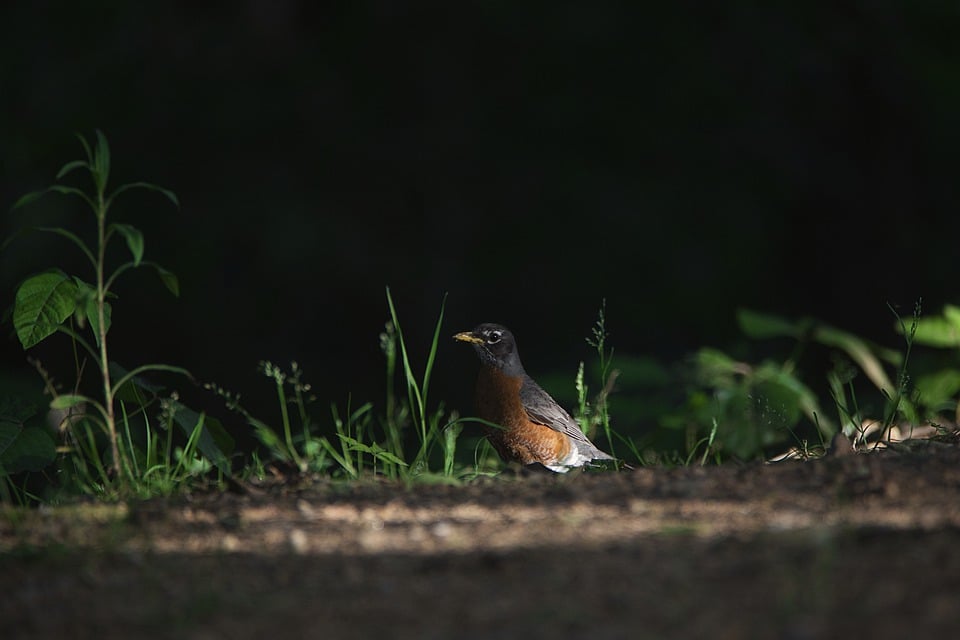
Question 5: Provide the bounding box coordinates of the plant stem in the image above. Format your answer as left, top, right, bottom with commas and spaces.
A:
276, 376, 303, 469
96, 190, 121, 478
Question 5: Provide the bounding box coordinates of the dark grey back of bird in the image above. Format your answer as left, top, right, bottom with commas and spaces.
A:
519, 375, 614, 461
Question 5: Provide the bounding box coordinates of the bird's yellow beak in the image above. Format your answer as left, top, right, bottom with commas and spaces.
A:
453, 331, 484, 344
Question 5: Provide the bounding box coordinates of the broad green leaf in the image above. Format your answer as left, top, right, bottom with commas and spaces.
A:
897, 304, 960, 348
909, 314, 960, 348
0, 420, 56, 473
50, 394, 89, 410
693, 347, 745, 384
944, 304, 960, 328
110, 223, 144, 265
915, 369, 960, 408
737, 309, 806, 339
753, 363, 823, 431
13, 271, 79, 349
0, 418, 19, 456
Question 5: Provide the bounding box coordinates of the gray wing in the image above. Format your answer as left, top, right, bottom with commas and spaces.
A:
519, 375, 613, 459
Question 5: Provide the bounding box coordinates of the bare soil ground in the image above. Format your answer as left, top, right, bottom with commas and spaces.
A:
3, 440, 960, 640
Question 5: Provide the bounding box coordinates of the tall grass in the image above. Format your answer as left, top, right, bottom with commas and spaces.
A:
213, 287, 459, 481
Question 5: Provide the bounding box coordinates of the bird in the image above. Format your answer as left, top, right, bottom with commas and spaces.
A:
453, 323, 615, 472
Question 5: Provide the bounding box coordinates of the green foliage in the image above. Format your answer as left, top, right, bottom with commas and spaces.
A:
573, 300, 640, 468
663, 304, 933, 461
3, 130, 225, 500
895, 302, 960, 423
582, 300, 617, 452
0, 417, 56, 474
0, 402, 57, 503
904, 303, 960, 348
207, 361, 329, 474
384, 286, 450, 474
212, 288, 461, 481
5, 129, 954, 497
668, 349, 827, 459
13, 270, 80, 348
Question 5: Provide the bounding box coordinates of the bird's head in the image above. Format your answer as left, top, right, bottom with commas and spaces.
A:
453, 323, 524, 376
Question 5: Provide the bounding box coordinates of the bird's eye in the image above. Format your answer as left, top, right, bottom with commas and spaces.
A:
487, 331, 502, 344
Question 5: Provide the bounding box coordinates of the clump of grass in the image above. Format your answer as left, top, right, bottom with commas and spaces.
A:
574, 300, 642, 468
877, 300, 921, 445
212, 287, 460, 481
827, 300, 922, 449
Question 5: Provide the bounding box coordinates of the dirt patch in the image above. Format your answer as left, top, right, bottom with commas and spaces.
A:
3, 441, 960, 639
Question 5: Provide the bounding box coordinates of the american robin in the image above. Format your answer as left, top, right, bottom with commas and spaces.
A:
454, 323, 615, 472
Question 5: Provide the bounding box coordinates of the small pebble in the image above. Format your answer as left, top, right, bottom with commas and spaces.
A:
289, 528, 309, 554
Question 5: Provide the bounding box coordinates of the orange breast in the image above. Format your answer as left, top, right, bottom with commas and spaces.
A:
475, 368, 571, 465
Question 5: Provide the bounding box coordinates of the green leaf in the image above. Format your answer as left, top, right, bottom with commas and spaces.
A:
36, 226, 97, 268
693, 347, 746, 384
108, 363, 228, 471
93, 129, 111, 194
111, 363, 192, 398
13, 271, 79, 349
75, 131, 94, 164
754, 363, 825, 431
110, 223, 144, 265
0, 419, 18, 457
910, 317, 960, 348
10, 185, 95, 212
142, 262, 179, 296
171, 402, 234, 474
71, 277, 93, 330
56, 159, 89, 180
944, 305, 960, 328
338, 435, 408, 466
737, 309, 806, 339
85, 297, 112, 347
109, 361, 165, 401
915, 369, 960, 409
107, 181, 180, 209
50, 394, 89, 410
0, 419, 56, 473
813, 324, 898, 393
250, 417, 282, 450
907, 306, 960, 348
10, 190, 47, 211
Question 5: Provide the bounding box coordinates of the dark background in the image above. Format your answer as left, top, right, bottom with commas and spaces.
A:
2, 3, 958, 435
